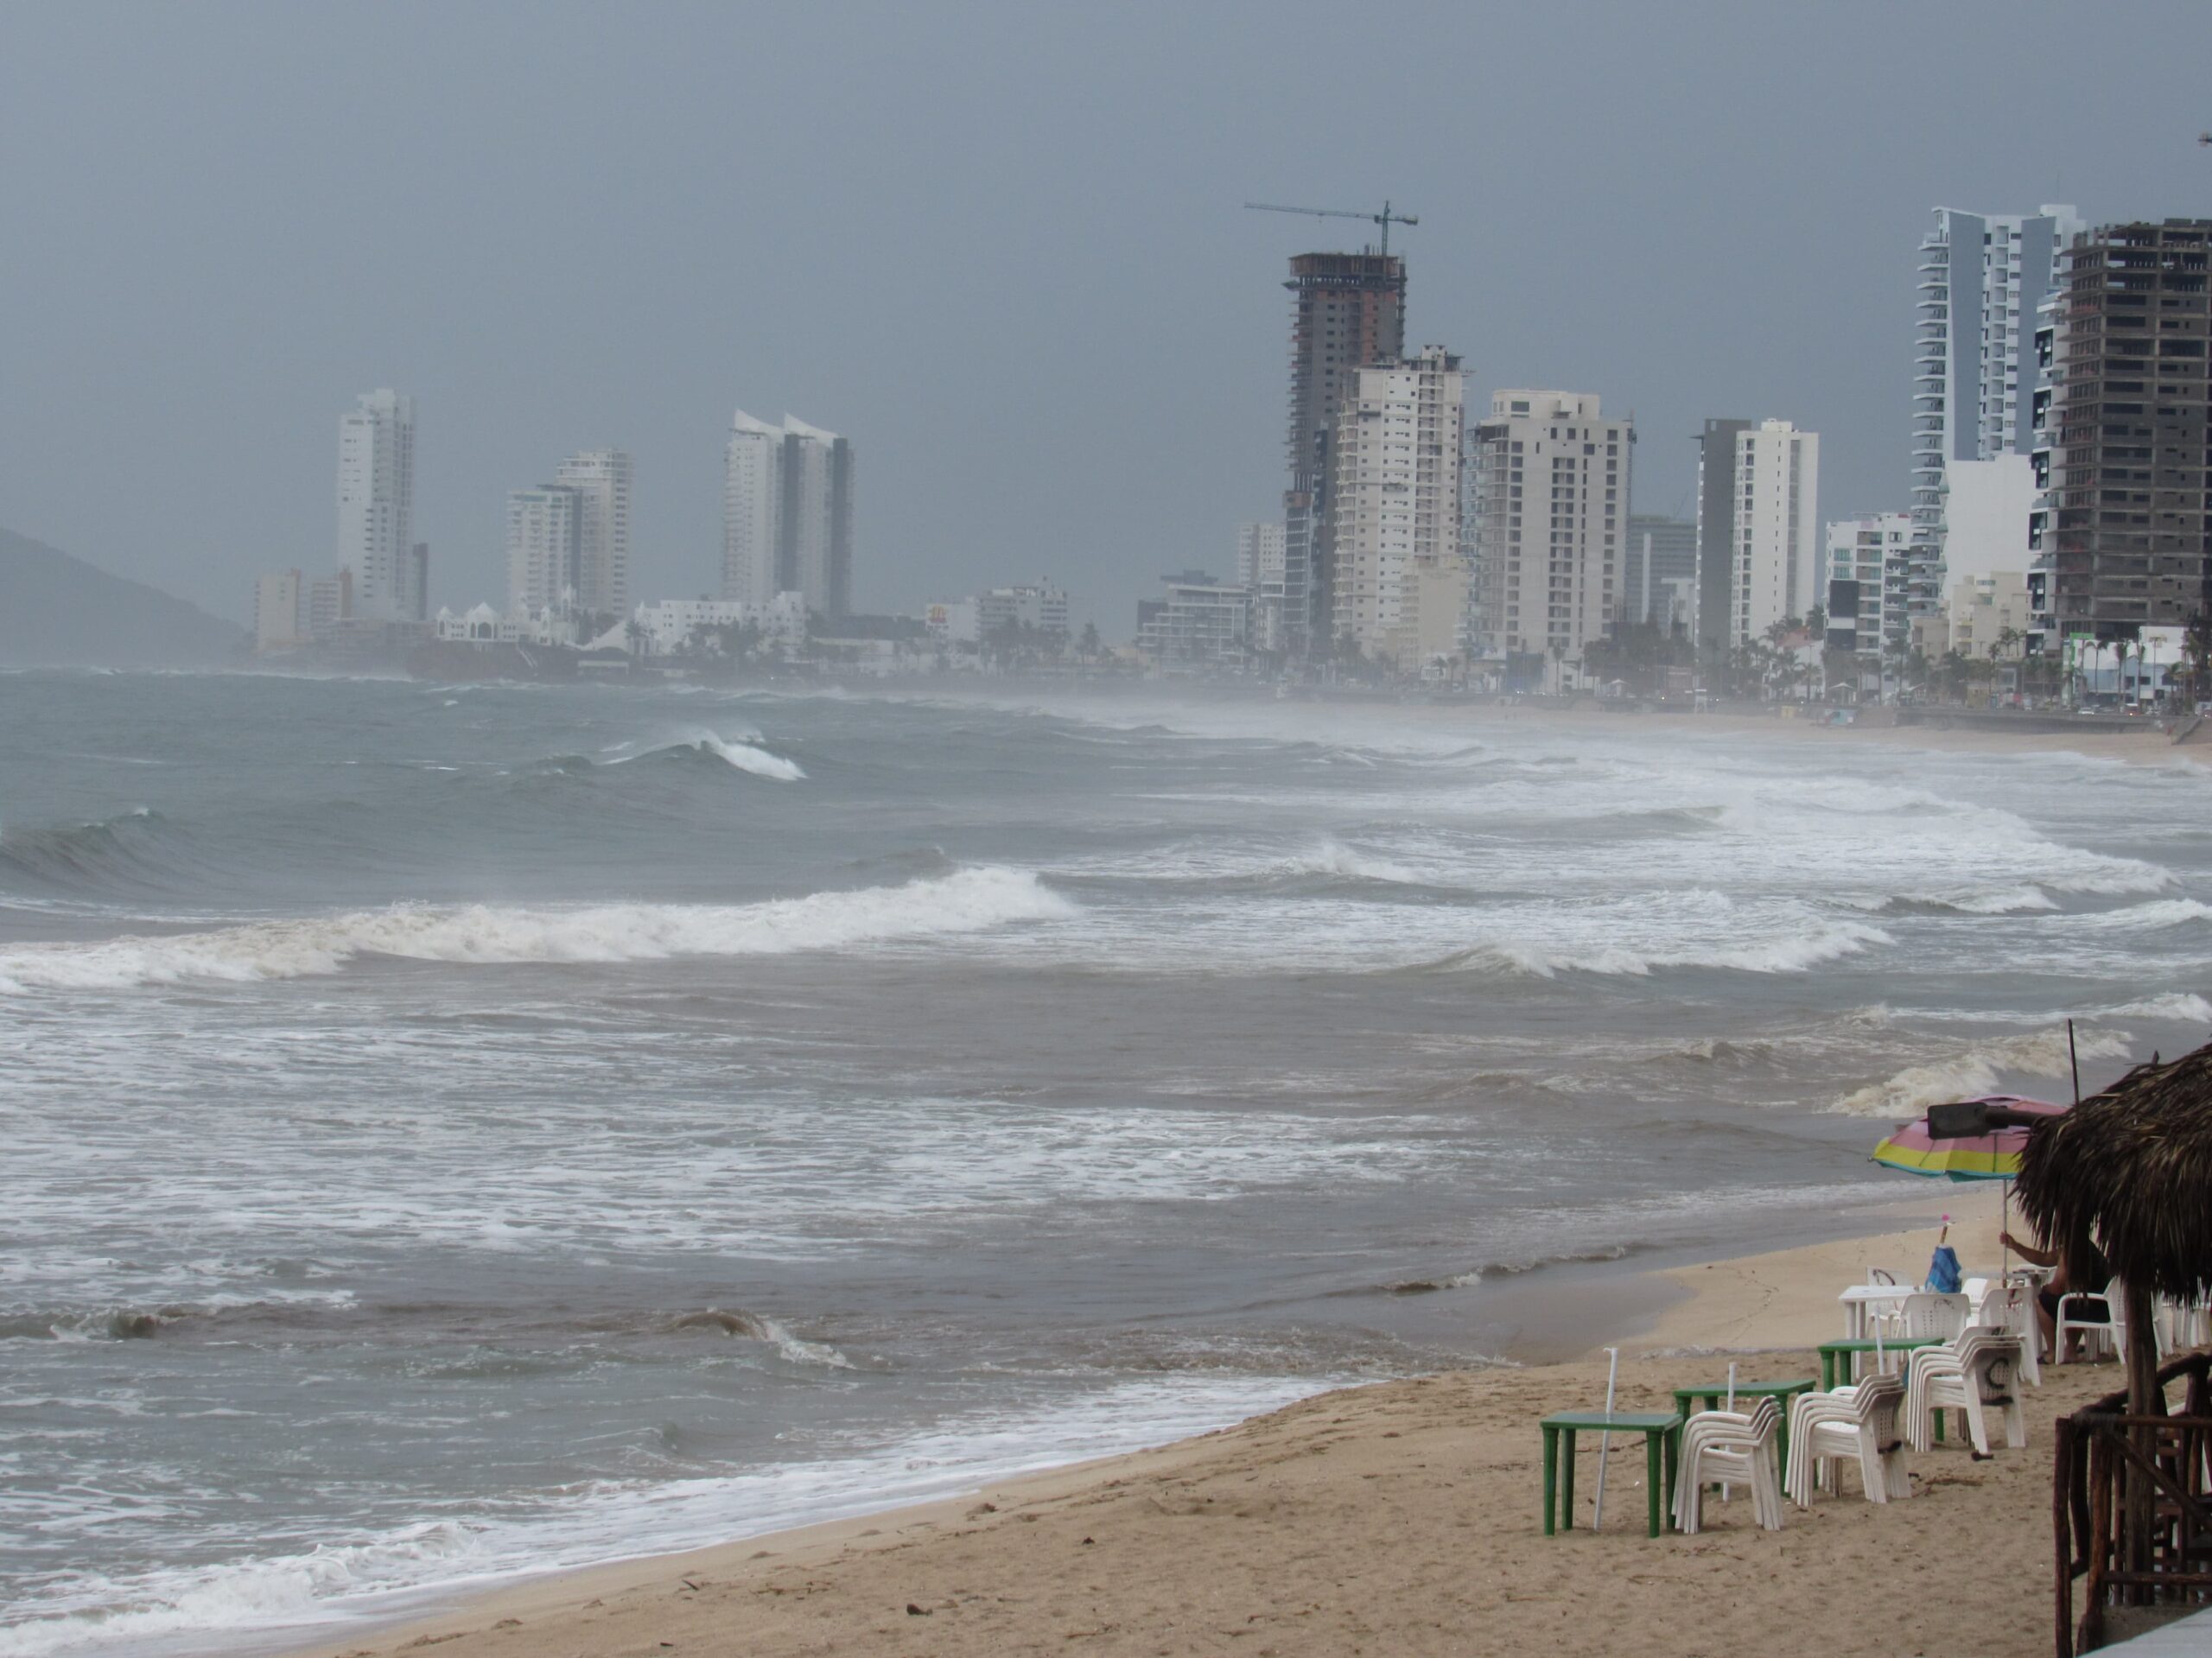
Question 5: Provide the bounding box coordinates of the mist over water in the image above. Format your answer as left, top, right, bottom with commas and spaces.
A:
5, 672, 2209, 1655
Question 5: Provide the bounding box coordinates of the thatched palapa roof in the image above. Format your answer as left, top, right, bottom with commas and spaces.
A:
2017, 1040, 2212, 1304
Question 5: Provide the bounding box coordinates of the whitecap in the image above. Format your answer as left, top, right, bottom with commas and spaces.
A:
0, 868, 1075, 993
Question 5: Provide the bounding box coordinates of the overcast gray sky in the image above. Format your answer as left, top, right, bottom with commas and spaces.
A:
3, 1, 2209, 632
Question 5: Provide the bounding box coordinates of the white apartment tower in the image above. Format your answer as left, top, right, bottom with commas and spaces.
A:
505, 485, 582, 616
1823, 511, 1913, 659
1328, 347, 1465, 667
1234, 521, 1287, 593
722, 412, 782, 607
335, 389, 417, 622
1465, 391, 1631, 677
1700, 419, 1820, 648
721, 410, 855, 617
555, 449, 632, 619
1911, 205, 2082, 618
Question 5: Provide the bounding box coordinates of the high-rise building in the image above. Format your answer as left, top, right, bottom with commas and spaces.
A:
1234, 521, 1286, 592
781, 417, 855, 619
1466, 391, 1630, 682
1622, 515, 1695, 630
721, 411, 855, 617
1329, 347, 1465, 667
335, 389, 417, 622
1696, 419, 1821, 651
722, 411, 782, 607
1692, 419, 1752, 661
1236, 522, 1288, 654
1911, 206, 2083, 623
556, 449, 632, 619
1280, 253, 1405, 657
2044, 219, 2212, 638
1823, 512, 1912, 659
505, 484, 582, 615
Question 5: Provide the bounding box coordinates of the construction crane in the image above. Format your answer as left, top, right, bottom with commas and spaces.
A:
1243, 200, 1419, 260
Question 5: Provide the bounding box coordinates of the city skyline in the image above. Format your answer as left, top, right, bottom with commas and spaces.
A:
5, 3, 2210, 632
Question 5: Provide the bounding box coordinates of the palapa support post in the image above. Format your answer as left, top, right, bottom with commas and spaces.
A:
2124, 1280, 2161, 1605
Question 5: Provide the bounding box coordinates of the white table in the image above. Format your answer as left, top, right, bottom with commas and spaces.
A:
1839, 1283, 1917, 1340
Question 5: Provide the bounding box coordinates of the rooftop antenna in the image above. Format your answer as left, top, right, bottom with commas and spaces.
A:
1244, 199, 1420, 261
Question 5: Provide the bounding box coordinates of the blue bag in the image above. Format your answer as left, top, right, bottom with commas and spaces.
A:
1925, 1244, 1962, 1294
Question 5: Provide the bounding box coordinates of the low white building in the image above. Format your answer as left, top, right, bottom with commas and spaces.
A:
1940, 569, 2033, 660
1136, 571, 1250, 668
434, 603, 522, 644
924, 598, 982, 646
976, 583, 1069, 640
628, 593, 806, 657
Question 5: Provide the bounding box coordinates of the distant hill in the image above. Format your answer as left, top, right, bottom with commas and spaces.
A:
0, 527, 246, 668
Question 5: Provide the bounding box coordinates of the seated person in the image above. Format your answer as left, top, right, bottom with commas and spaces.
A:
1999, 1225, 2111, 1361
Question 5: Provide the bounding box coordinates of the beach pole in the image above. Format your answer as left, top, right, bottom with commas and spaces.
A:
1590, 1346, 1619, 1531
2067, 1019, 2081, 1104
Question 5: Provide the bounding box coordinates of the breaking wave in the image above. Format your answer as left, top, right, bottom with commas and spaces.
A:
2102, 992, 2212, 1024
0, 867, 1074, 993
671, 1309, 854, 1369
1424, 918, 1891, 979
1831, 1026, 2135, 1115
626, 728, 805, 781
1289, 839, 1420, 885
2075, 898, 2212, 931
0, 809, 194, 896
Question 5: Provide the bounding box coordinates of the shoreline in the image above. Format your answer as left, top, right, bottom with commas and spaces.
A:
257, 1187, 2029, 1658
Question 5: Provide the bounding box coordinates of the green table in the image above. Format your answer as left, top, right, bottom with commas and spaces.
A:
1816, 1337, 1942, 1391
1671, 1378, 1816, 1471
1540, 1411, 1681, 1539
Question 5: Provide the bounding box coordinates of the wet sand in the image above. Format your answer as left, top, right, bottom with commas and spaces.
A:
280, 1189, 2111, 1658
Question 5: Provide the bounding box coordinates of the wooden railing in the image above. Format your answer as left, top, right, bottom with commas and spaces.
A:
2053, 1350, 2212, 1654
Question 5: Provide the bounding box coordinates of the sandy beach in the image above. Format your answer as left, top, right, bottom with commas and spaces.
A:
271, 1187, 2116, 1658
1400, 696, 2202, 772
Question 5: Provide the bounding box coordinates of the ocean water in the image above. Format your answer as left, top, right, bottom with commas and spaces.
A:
4, 672, 2209, 1655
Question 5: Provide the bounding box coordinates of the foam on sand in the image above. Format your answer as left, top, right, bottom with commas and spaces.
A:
0, 867, 1074, 993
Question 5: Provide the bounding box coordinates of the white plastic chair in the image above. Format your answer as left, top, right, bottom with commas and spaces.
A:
1673, 1399, 1783, 1534
1967, 1278, 2041, 1387
2161, 1293, 2212, 1351
2055, 1280, 2126, 1364
1905, 1333, 2026, 1456
1873, 1291, 1968, 1343
1787, 1375, 1909, 1506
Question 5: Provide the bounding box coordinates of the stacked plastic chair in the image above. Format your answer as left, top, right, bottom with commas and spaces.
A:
1671, 1396, 1784, 1534
1904, 1331, 2026, 1455
1964, 1278, 2042, 1387
1785, 1375, 1910, 1507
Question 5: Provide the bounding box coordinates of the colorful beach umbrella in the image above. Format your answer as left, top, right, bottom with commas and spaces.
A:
1872, 1095, 2069, 1182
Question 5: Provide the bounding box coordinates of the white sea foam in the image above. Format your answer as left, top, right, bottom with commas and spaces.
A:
612, 727, 804, 780
0, 868, 1073, 993
2075, 897, 2212, 931
0, 1376, 1325, 1658
1294, 839, 1421, 885
2102, 992, 2212, 1023
1450, 918, 1891, 980
690, 731, 804, 781
1831, 1027, 2136, 1115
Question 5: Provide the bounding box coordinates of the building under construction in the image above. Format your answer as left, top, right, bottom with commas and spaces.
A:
2046, 219, 2212, 640
1281, 252, 1405, 656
